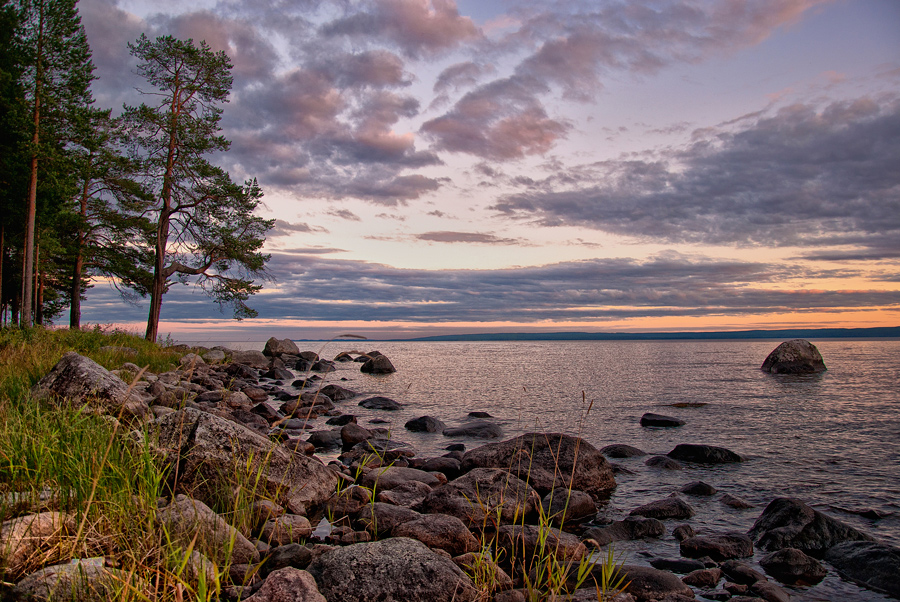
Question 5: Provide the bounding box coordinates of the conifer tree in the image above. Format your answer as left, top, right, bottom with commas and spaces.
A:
122, 34, 273, 342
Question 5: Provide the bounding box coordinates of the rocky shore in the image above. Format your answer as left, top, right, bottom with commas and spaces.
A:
2, 338, 897, 601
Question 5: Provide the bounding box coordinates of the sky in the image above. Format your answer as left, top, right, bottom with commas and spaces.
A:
75, 0, 900, 341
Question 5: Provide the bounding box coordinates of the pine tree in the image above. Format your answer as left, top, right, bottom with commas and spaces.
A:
122, 34, 273, 342
17, 0, 94, 326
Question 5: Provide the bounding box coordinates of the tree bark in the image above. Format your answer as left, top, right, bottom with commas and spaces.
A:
23, 0, 44, 328
70, 166, 92, 329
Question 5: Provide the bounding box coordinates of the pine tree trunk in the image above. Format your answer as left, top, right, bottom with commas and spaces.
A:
70, 175, 90, 329
23, 1, 44, 328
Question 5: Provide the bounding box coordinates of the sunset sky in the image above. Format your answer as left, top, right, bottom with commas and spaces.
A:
76, 0, 900, 341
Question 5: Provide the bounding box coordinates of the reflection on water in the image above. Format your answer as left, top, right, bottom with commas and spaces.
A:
184, 338, 900, 601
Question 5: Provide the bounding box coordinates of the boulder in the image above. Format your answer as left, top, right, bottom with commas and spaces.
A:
392, 514, 480, 556
30, 352, 149, 420
244, 567, 326, 602
680, 532, 753, 561
443, 420, 503, 439
682, 567, 723, 588
645, 455, 683, 470
360, 466, 442, 491
0, 512, 73, 577
355, 503, 422, 536
460, 433, 616, 500
761, 339, 826, 374
721, 493, 754, 509
263, 337, 301, 357
680, 481, 717, 496
672, 525, 696, 542
541, 488, 596, 525
376, 481, 434, 508
260, 514, 313, 546
340, 438, 417, 465
747, 497, 874, 555
157, 495, 259, 564
420, 456, 462, 479
720, 560, 767, 585
667, 444, 743, 464
749, 581, 792, 602
824, 540, 900, 598
306, 430, 342, 450
583, 516, 665, 546
340, 423, 373, 449
318, 384, 357, 401
629, 496, 695, 520
306, 537, 476, 602
12, 559, 129, 601
601, 444, 647, 458
416, 468, 541, 527
759, 547, 826, 585
596, 565, 694, 602
358, 396, 402, 410
405, 415, 447, 433
231, 350, 270, 368
154, 409, 337, 515
496, 524, 586, 569
648, 558, 706, 574
640, 413, 685, 427
360, 355, 396, 374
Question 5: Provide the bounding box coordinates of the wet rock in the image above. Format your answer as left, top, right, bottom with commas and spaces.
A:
759, 547, 826, 585
417, 468, 540, 527
680, 532, 753, 561
645, 455, 683, 470
583, 516, 665, 545
640, 413, 685, 427
720, 560, 767, 585
392, 513, 480, 556
541, 488, 596, 525
748, 497, 874, 555
601, 565, 694, 602
306, 537, 476, 602
376, 480, 433, 507
245, 567, 325, 602
325, 414, 356, 426
629, 496, 695, 520
648, 558, 707, 574
340, 423, 373, 449
761, 339, 826, 374
721, 493, 754, 509
461, 433, 616, 500
682, 567, 723, 588
358, 396, 403, 410
260, 514, 313, 546
306, 430, 342, 450
443, 420, 503, 439
672, 524, 696, 541
680, 481, 717, 496
31, 352, 150, 420
12, 559, 129, 601
360, 355, 396, 374
824, 540, 900, 598
405, 415, 447, 433
263, 338, 301, 357
157, 495, 260, 564
355, 503, 422, 536
667, 444, 743, 464
420, 456, 462, 479
749, 580, 792, 602
318, 384, 357, 401
264, 367, 294, 380
601, 444, 647, 458
154, 409, 337, 516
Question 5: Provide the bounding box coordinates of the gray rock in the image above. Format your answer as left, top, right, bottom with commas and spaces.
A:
244, 567, 325, 602
601, 444, 647, 458
405, 415, 447, 433
761, 339, 826, 374
263, 337, 301, 357
306, 537, 476, 602
645, 455, 683, 469
721, 493, 754, 509
648, 558, 706, 574
420, 456, 462, 479
360, 466, 442, 491
541, 488, 596, 525
306, 430, 342, 450
824, 540, 900, 598
748, 497, 874, 555
31, 352, 149, 420
721, 560, 767, 585
596, 565, 694, 602
318, 384, 358, 401
667, 444, 743, 464
12, 559, 129, 601
358, 396, 402, 410
360, 355, 397, 374
629, 496, 695, 520
759, 547, 826, 585
417, 468, 540, 527
443, 420, 503, 439
157, 495, 260, 564
680, 481, 717, 496
681, 532, 753, 561
583, 515, 665, 545
340, 423, 373, 449
260, 514, 313, 546
340, 438, 417, 465
640, 413, 685, 427
355, 503, 421, 537
392, 513, 480, 556
376, 481, 433, 508
460, 433, 616, 500
260, 544, 313, 576
154, 409, 337, 516
0, 512, 74, 576
231, 350, 270, 368
497, 524, 586, 568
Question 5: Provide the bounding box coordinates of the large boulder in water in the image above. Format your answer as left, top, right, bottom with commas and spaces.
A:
31, 352, 150, 420
306, 537, 476, 602
748, 497, 874, 555
460, 433, 616, 500
824, 540, 900, 598
360, 355, 396, 374
263, 337, 301, 357
573, 565, 693, 602
153, 408, 337, 515
761, 339, 826, 374
667, 443, 743, 464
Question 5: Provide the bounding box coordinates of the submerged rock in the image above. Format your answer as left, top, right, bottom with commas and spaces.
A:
748, 497, 874, 555
583, 516, 665, 545
759, 547, 827, 585
601, 444, 647, 458
680, 532, 754, 561
443, 420, 502, 439
640, 413, 685, 428
667, 444, 743, 464
824, 541, 900, 598
360, 355, 396, 374
761, 339, 826, 374
629, 496, 695, 520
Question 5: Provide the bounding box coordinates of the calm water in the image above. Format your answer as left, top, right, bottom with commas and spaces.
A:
188, 338, 900, 600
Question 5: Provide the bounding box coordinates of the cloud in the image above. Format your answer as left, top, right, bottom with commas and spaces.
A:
268, 220, 327, 236
492, 97, 900, 251
416, 231, 521, 244
327, 209, 362, 221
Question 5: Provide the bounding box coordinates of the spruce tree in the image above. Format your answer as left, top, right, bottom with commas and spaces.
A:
122, 34, 273, 342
